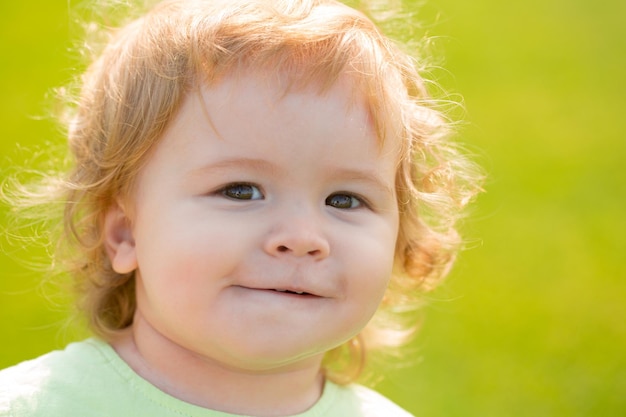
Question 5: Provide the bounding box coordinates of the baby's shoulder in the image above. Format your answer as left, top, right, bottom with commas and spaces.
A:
0, 339, 115, 417
327, 382, 415, 417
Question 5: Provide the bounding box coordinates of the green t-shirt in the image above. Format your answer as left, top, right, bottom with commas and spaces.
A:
0, 339, 413, 416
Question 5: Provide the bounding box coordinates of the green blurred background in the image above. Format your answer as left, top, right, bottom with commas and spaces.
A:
1, 0, 624, 416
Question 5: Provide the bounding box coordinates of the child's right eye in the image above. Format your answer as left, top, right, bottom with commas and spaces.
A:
220, 183, 264, 200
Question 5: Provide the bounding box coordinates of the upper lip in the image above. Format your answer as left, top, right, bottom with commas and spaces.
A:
271, 288, 312, 295
235, 284, 322, 297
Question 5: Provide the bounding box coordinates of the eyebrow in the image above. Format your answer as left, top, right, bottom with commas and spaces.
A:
329, 167, 395, 198
185, 157, 282, 178
185, 157, 395, 197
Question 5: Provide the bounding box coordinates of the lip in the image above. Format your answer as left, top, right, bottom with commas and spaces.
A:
233, 285, 323, 298
263, 288, 321, 298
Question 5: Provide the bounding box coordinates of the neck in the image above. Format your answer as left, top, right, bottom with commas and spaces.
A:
111, 315, 326, 417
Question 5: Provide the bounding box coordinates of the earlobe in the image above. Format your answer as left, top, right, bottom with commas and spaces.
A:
103, 203, 138, 274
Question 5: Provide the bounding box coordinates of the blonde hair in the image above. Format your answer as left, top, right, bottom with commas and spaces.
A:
6, 0, 483, 383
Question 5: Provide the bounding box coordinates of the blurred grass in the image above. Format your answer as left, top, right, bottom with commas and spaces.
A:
1, 0, 625, 416
0, 1, 79, 365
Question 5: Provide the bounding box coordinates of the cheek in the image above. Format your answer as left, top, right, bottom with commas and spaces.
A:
132, 217, 256, 309
134, 211, 240, 267
343, 228, 397, 306
368, 222, 398, 293
133, 229, 210, 306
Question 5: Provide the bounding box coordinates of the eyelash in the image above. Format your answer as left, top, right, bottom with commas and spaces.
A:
325, 193, 367, 210
216, 183, 369, 210
219, 183, 264, 200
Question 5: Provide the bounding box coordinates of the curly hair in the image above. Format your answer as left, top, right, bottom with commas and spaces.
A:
5, 0, 483, 383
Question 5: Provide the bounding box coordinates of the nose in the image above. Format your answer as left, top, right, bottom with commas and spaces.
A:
263, 216, 330, 260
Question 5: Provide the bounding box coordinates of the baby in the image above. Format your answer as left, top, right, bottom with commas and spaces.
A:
0, 0, 482, 416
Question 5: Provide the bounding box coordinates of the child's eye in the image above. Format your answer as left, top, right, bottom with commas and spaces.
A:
221, 183, 263, 200
325, 193, 363, 209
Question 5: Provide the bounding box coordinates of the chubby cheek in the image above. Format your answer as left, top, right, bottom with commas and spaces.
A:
135, 208, 240, 270
133, 231, 218, 306
368, 225, 398, 305
342, 233, 396, 321
357, 259, 393, 310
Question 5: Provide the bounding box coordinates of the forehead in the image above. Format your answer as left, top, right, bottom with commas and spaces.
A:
210, 68, 366, 117
200, 65, 400, 149
187, 70, 366, 150
160, 67, 399, 162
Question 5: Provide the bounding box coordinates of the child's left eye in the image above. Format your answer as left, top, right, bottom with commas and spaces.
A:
325, 193, 363, 209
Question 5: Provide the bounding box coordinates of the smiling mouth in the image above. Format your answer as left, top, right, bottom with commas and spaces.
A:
234, 285, 321, 298
273, 289, 310, 295
270, 289, 322, 299
240, 286, 319, 297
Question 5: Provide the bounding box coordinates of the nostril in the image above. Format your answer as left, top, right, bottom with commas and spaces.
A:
268, 238, 330, 258
275, 245, 322, 256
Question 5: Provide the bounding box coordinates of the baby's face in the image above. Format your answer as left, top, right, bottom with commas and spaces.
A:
114, 71, 400, 371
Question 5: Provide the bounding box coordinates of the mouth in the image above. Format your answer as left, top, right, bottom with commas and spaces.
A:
273, 289, 310, 295
235, 285, 320, 298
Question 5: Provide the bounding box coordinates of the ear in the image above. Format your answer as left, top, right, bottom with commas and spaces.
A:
103, 202, 138, 274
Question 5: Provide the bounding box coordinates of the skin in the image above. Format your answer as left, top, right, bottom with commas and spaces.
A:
104, 71, 400, 416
